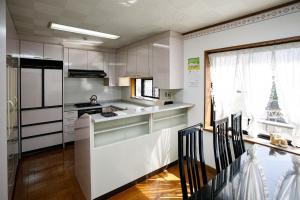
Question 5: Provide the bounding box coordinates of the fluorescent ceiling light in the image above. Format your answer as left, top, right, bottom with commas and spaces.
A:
153, 43, 169, 49
63, 39, 103, 46
49, 22, 120, 40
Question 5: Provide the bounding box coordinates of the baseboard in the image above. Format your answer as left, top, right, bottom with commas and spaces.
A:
94, 160, 179, 200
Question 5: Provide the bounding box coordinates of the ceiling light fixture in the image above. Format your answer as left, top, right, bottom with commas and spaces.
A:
153, 43, 169, 49
49, 22, 120, 40
63, 39, 103, 46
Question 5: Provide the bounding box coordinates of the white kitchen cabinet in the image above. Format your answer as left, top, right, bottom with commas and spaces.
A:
68, 48, 88, 70
152, 32, 183, 89
104, 53, 117, 86
115, 50, 127, 85
63, 48, 69, 77
126, 48, 137, 76
44, 69, 63, 106
148, 43, 153, 77
20, 41, 43, 59
22, 133, 62, 152
44, 44, 63, 61
136, 44, 149, 77
63, 110, 78, 143
88, 51, 104, 70
21, 68, 42, 108
21, 107, 62, 125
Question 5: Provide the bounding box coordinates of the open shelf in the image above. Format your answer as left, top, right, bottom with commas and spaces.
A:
152, 108, 187, 132
94, 114, 150, 147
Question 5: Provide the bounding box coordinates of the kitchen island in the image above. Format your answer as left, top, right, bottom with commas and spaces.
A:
74, 102, 193, 200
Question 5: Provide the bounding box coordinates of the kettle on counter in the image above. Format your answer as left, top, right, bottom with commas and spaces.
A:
90, 95, 98, 105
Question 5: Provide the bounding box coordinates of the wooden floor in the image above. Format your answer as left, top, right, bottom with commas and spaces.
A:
14, 144, 216, 200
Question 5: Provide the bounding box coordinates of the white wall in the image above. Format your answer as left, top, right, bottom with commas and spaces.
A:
0, 0, 8, 199
182, 11, 300, 167
64, 78, 122, 104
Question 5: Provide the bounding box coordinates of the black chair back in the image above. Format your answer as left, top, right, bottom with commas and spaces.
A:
231, 112, 245, 159
213, 117, 232, 173
178, 124, 208, 200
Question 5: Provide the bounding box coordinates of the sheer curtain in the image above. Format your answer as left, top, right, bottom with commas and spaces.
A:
209, 52, 239, 121
274, 43, 300, 147
239, 50, 273, 137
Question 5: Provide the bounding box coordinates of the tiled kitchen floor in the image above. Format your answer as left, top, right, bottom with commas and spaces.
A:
14, 144, 215, 200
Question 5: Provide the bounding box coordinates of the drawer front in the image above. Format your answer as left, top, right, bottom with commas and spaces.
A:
22, 133, 62, 152
63, 117, 77, 126
64, 132, 75, 143
22, 122, 62, 138
64, 111, 78, 119
22, 107, 62, 125
63, 125, 74, 133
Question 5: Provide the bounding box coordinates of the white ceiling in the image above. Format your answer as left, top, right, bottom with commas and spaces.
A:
7, 0, 291, 48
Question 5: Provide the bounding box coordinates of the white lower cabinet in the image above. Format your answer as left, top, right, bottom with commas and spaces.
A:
75, 108, 188, 199
22, 133, 62, 152
21, 107, 62, 125
63, 110, 78, 143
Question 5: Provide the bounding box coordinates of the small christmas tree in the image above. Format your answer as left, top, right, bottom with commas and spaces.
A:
265, 77, 286, 123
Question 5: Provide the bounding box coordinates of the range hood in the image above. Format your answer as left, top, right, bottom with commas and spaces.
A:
68, 69, 107, 78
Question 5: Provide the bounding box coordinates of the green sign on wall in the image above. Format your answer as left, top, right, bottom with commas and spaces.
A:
187, 57, 200, 71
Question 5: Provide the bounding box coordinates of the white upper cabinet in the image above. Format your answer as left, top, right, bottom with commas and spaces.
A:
153, 37, 170, 89
88, 51, 104, 70
68, 48, 88, 70
148, 43, 153, 77
43, 44, 63, 61
20, 41, 43, 59
116, 50, 127, 77
126, 48, 137, 76
152, 32, 183, 89
136, 44, 149, 77
104, 53, 117, 86
63, 48, 69, 77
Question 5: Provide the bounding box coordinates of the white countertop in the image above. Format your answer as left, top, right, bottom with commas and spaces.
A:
90, 103, 193, 123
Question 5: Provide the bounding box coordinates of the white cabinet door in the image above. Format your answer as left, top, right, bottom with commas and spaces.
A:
126, 48, 137, 76
136, 44, 149, 77
68, 49, 88, 70
115, 51, 127, 85
148, 43, 153, 77
152, 38, 170, 89
103, 53, 109, 76
88, 51, 104, 70
44, 44, 63, 60
44, 69, 62, 106
20, 41, 43, 59
63, 48, 69, 77
108, 53, 116, 86
21, 68, 42, 108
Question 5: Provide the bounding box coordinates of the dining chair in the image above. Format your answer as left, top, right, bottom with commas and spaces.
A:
231, 112, 245, 159
213, 117, 232, 173
178, 123, 208, 200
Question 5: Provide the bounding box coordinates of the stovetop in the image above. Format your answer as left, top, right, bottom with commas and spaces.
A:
74, 102, 101, 108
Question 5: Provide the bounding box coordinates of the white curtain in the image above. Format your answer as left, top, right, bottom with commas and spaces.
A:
274, 43, 300, 147
239, 50, 273, 137
209, 52, 239, 120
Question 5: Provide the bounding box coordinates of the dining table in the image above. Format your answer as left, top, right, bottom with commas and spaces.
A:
189, 144, 300, 200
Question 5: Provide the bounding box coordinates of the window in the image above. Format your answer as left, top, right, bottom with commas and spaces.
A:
204, 38, 300, 146
133, 78, 159, 99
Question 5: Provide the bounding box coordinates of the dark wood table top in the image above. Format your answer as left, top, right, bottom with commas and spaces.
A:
190, 144, 300, 200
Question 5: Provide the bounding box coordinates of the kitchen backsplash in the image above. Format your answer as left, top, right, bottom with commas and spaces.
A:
121, 87, 180, 106
64, 78, 122, 104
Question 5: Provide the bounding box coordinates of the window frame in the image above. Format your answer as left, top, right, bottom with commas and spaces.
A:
133, 78, 159, 99
204, 36, 300, 132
